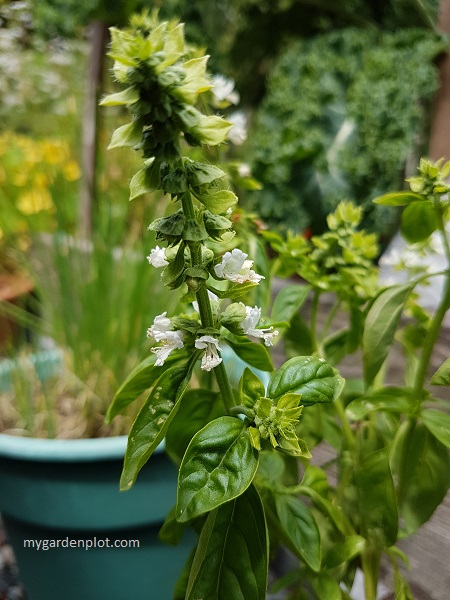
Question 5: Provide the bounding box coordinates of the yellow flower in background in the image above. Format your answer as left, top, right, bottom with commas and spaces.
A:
63, 160, 81, 181
34, 172, 53, 188
17, 188, 54, 215
43, 140, 69, 165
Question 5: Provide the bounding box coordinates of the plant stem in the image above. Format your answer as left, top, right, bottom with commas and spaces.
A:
361, 548, 381, 600
412, 203, 450, 408
310, 289, 320, 353
321, 298, 341, 341
181, 193, 235, 413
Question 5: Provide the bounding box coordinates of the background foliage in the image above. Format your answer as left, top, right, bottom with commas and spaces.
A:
247, 27, 444, 238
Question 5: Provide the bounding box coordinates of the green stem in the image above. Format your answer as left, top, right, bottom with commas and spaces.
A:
321, 298, 341, 341
310, 289, 320, 353
412, 203, 450, 408
361, 548, 381, 600
181, 193, 235, 413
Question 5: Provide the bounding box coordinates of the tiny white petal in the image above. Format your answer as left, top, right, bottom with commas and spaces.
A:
227, 111, 247, 145
147, 312, 173, 341
240, 305, 278, 346
147, 246, 169, 268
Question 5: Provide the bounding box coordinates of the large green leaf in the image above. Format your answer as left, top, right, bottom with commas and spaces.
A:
267, 356, 344, 406
106, 353, 182, 423
421, 408, 450, 448
391, 422, 450, 534
224, 336, 273, 372
271, 284, 311, 324
430, 357, 450, 386
185, 485, 268, 600
176, 416, 259, 522
165, 389, 224, 463
275, 493, 321, 572
355, 451, 398, 548
401, 201, 437, 243
120, 360, 194, 490
363, 284, 412, 386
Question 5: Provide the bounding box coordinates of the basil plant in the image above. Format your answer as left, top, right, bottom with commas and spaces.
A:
102, 13, 342, 600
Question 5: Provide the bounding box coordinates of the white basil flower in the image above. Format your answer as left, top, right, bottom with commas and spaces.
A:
227, 111, 247, 146
240, 305, 279, 347
152, 330, 185, 366
147, 245, 169, 268
147, 312, 173, 342
211, 74, 240, 105
195, 335, 223, 371
214, 248, 264, 284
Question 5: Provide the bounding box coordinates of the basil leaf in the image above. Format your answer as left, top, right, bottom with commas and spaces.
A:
421, 408, 450, 448
176, 416, 259, 522
239, 367, 266, 409
185, 485, 268, 600
363, 284, 412, 386
372, 191, 424, 206
275, 493, 321, 572
267, 356, 344, 406
355, 451, 398, 548
120, 360, 195, 490
323, 536, 366, 569
391, 422, 450, 534
106, 353, 183, 422
166, 389, 224, 463
345, 387, 412, 421
270, 284, 310, 324
224, 336, 274, 372
430, 357, 450, 386
401, 201, 437, 243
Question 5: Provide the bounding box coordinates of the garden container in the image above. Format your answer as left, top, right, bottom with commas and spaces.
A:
0, 435, 193, 600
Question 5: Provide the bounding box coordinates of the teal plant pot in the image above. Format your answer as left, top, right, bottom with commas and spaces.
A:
0, 435, 193, 600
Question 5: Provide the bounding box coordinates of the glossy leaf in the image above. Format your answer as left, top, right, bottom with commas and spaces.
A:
176, 416, 259, 522
355, 451, 398, 548
267, 356, 344, 406
372, 191, 424, 206
106, 353, 182, 422
224, 336, 274, 372
363, 284, 412, 385
401, 201, 437, 243
392, 422, 450, 534
271, 284, 311, 324
430, 357, 450, 386
166, 389, 224, 462
345, 387, 412, 421
185, 485, 268, 600
421, 408, 450, 448
208, 282, 258, 300
120, 361, 194, 490
275, 493, 321, 572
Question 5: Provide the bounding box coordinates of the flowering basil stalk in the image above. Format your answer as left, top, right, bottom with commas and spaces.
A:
102, 12, 342, 600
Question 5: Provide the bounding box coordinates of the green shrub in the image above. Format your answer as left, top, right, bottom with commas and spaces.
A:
248, 27, 444, 240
